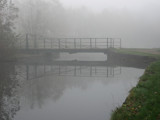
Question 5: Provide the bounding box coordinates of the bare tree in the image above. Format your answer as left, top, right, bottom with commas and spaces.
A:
16, 0, 67, 37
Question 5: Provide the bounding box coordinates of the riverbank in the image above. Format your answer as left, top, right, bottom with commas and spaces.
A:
110, 48, 160, 120
111, 48, 160, 59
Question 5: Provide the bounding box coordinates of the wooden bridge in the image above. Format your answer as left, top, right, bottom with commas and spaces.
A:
17, 34, 121, 54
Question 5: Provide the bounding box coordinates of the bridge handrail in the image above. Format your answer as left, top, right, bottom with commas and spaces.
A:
16, 34, 122, 49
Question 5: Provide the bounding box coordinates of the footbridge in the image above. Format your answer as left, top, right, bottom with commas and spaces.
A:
17, 34, 121, 54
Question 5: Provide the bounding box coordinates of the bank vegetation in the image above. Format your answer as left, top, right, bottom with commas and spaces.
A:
111, 49, 160, 120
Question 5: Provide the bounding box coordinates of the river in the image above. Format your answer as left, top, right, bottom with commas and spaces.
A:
0, 53, 145, 120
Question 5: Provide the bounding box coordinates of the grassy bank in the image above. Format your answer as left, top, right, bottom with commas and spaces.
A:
111, 49, 160, 120
111, 48, 160, 59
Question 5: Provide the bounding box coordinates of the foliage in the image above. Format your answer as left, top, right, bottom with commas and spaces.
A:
0, 0, 18, 60
111, 60, 160, 120
0, 63, 20, 120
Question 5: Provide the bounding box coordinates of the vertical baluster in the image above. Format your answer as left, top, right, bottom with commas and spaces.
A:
26, 34, 29, 49
107, 67, 108, 77
59, 65, 61, 75
65, 39, 67, 48
110, 39, 112, 48
120, 38, 122, 48
26, 65, 29, 80
107, 38, 108, 48
113, 67, 114, 77
90, 66, 92, 77
34, 34, 37, 49
58, 39, 61, 49
74, 38, 76, 49
95, 38, 97, 48
51, 39, 53, 48
35, 65, 37, 78
44, 38, 45, 49
113, 38, 114, 48
90, 38, 92, 48
20, 38, 21, 48
80, 38, 82, 49
74, 66, 77, 76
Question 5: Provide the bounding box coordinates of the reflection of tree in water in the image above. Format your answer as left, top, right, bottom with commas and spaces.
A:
21, 73, 93, 109
0, 63, 20, 120
22, 75, 67, 109
18, 65, 121, 110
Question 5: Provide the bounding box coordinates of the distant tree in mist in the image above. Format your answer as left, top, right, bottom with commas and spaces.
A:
0, 0, 18, 60
14, 0, 160, 48
16, 0, 67, 37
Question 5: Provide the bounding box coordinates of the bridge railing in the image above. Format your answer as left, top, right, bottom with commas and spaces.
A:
16, 34, 121, 49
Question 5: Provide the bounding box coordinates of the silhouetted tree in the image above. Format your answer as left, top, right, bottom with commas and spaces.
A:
0, 0, 18, 60
0, 63, 20, 120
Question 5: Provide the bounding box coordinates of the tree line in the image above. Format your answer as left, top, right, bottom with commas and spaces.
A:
0, 0, 159, 59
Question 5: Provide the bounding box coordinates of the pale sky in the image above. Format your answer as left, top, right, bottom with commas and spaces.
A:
59, 0, 159, 13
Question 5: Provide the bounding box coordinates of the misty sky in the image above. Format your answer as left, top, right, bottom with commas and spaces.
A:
60, 0, 160, 13
59, 0, 160, 48
15, 0, 160, 48
59, 0, 160, 24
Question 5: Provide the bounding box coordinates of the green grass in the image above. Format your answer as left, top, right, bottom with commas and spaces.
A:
111, 60, 160, 120
111, 48, 160, 59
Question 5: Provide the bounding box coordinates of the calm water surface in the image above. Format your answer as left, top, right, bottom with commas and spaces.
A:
0, 53, 144, 120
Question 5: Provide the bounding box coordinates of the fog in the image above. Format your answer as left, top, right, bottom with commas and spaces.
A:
1, 1, 159, 120
14, 0, 160, 48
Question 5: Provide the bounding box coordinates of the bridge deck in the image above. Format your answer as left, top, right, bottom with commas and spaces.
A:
18, 48, 111, 53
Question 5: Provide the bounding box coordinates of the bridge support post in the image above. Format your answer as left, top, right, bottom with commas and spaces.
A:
120, 38, 121, 48
80, 38, 82, 49
107, 38, 108, 48
26, 65, 29, 80
51, 39, 53, 48
34, 34, 37, 49
59, 65, 61, 75
113, 67, 115, 77
90, 38, 92, 48
113, 39, 114, 48
65, 39, 67, 48
34, 65, 37, 77
107, 67, 108, 77
110, 39, 112, 48
74, 66, 77, 76
90, 66, 92, 77
19, 39, 21, 48
95, 67, 97, 75
74, 38, 76, 49
44, 65, 46, 74
26, 34, 29, 49
58, 39, 61, 49
80, 66, 82, 74
44, 38, 46, 49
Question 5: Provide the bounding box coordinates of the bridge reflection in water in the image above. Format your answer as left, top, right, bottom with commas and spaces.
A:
17, 53, 154, 80
17, 63, 121, 80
